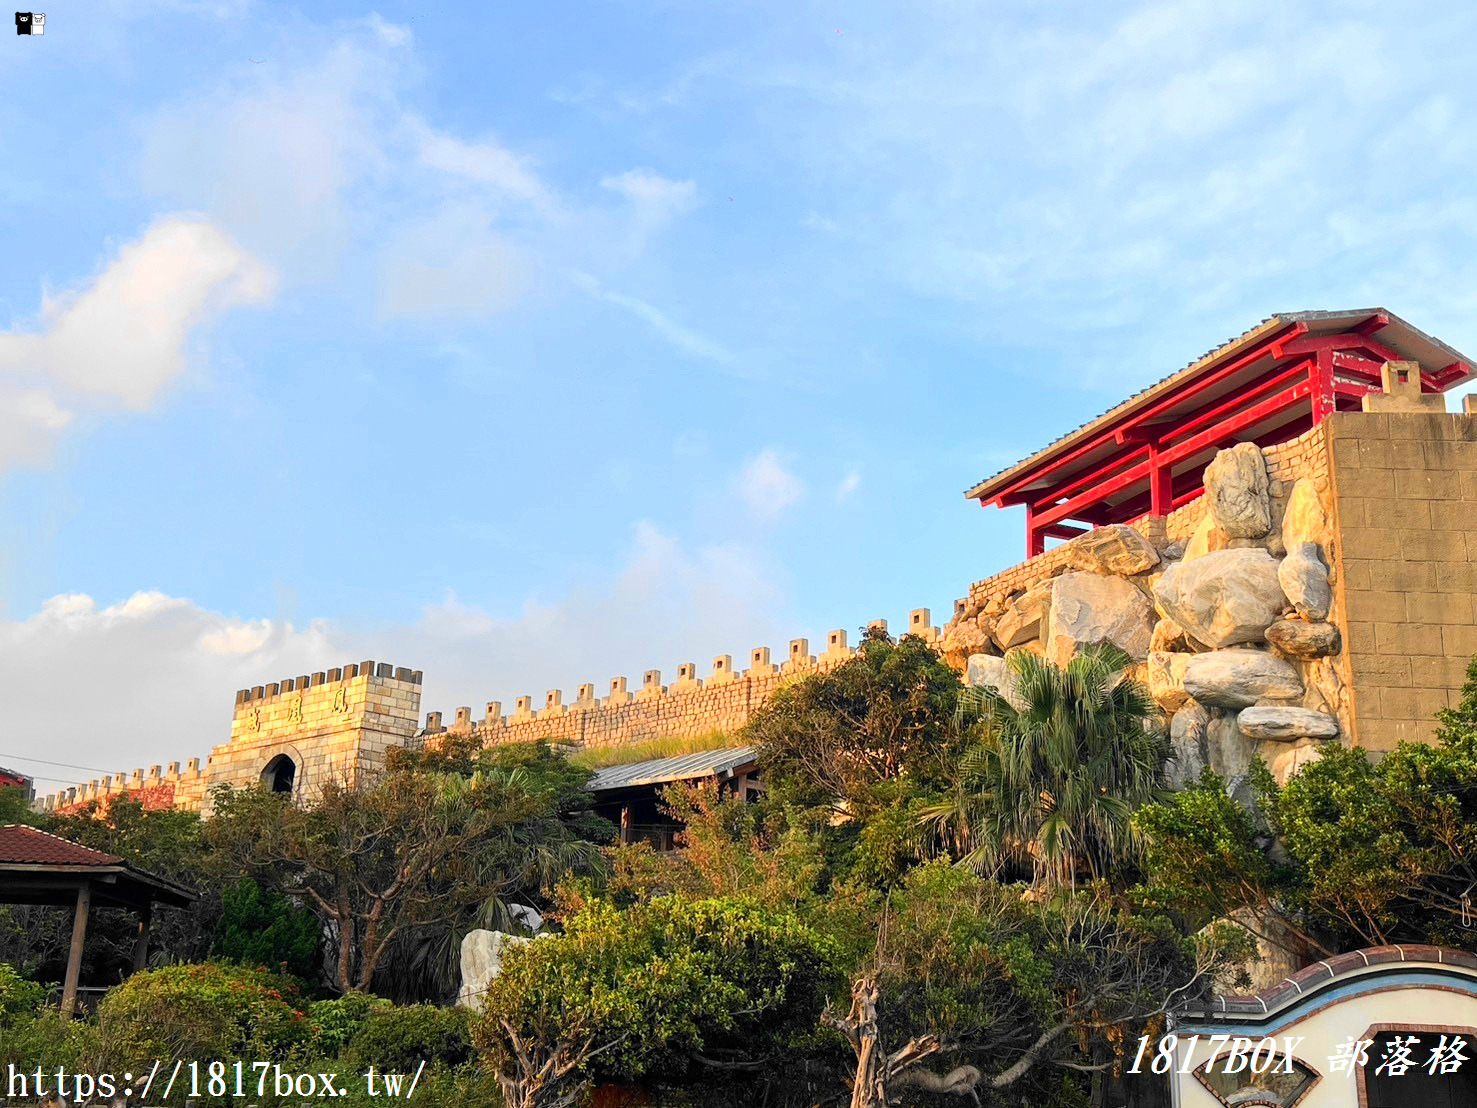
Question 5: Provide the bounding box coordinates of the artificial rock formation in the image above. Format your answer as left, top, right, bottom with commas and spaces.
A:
1146, 651, 1193, 712
1153, 548, 1288, 648
1265, 619, 1341, 659
458, 929, 534, 1012
1150, 617, 1196, 653
1167, 700, 1210, 788
1181, 649, 1303, 709
1181, 513, 1232, 563
1061, 524, 1160, 576
940, 618, 993, 669
1281, 477, 1332, 551
1236, 705, 1340, 742
994, 581, 1053, 650
1277, 542, 1332, 622
1204, 442, 1272, 538
1044, 572, 1156, 667
965, 653, 1025, 708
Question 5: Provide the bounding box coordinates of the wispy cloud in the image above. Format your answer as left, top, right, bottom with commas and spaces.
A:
0, 216, 273, 471
734, 448, 804, 519
568, 270, 737, 367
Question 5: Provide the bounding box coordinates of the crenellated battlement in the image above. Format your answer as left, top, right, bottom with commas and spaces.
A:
414, 610, 940, 750
36, 758, 207, 814
235, 661, 422, 706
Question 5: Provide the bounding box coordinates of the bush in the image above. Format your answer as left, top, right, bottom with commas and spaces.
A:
0, 961, 48, 1025
213, 879, 322, 980
2, 1012, 104, 1072
308, 992, 392, 1057
97, 962, 311, 1064
343, 1003, 475, 1073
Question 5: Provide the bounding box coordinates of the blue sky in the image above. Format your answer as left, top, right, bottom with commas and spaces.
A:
5, 0, 1477, 791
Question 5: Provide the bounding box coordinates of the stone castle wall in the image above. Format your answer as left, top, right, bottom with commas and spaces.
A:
414, 612, 939, 750
1326, 409, 1477, 749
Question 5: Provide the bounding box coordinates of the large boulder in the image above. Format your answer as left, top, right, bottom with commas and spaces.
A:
1167, 700, 1210, 788
1180, 513, 1230, 564
1204, 443, 1272, 538
940, 618, 993, 669
966, 654, 1025, 709
1278, 542, 1332, 622
459, 929, 533, 1012
1062, 525, 1161, 576
1181, 649, 1303, 709
1268, 741, 1325, 784
1281, 477, 1332, 552
1146, 651, 1193, 712
1265, 619, 1341, 659
1153, 548, 1288, 648
1236, 706, 1340, 742
994, 581, 1053, 650
1044, 572, 1156, 667
1149, 617, 1194, 653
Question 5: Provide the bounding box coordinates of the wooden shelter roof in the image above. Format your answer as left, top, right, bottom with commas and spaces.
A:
0, 824, 197, 909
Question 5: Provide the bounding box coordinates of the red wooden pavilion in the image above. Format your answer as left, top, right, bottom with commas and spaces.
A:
965, 309, 1475, 557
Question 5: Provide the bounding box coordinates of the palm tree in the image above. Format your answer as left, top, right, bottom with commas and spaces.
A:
922, 643, 1169, 888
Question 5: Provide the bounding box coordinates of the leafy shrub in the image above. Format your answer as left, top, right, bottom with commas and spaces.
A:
2, 1012, 104, 1072
97, 962, 311, 1063
213, 879, 322, 980
343, 1003, 475, 1073
308, 992, 392, 1057
0, 962, 48, 1025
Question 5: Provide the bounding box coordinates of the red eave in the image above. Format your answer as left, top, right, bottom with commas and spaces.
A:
963, 309, 1476, 558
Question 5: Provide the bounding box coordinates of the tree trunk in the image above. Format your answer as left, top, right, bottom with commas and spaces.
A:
825, 977, 888, 1108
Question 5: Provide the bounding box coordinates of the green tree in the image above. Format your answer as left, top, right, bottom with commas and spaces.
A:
924, 645, 1169, 888
747, 628, 970, 820
825, 864, 1233, 1108
1137, 657, 1477, 956
212, 879, 322, 979
475, 894, 840, 1108
207, 747, 608, 995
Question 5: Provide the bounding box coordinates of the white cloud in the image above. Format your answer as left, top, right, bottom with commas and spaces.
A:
734, 448, 804, 519
569, 270, 737, 367
413, 120, 550, 208
600, 169, 698, 251
0, 217, 274, 470
0, 524, 789, 797
836, 471, 861, 501
0, 218, 274, 408
376, 203, 534, 321
139, 32, 402, 271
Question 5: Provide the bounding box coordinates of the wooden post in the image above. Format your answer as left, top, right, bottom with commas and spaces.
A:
620, 806, 631, 845
60, 882, 92, 1019
132, 903, 153, 973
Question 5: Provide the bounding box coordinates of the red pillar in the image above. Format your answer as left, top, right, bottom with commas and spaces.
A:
1026, 505, 1046, 559
1147, 441, 1172, 516
1310, 349, 1337, 423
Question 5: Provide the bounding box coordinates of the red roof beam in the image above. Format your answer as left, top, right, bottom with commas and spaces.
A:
1006, 445, 1151, 511
982, 323, 1306, 506
1032, 378, 1314, 531
1020, 360, 1313, 509
1278, 330, 1467, 393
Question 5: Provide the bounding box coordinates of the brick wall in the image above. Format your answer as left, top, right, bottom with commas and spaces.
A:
1326, 411, 1477, 750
